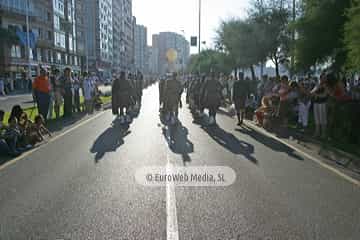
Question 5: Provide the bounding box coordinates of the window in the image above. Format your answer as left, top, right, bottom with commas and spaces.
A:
48, 31, 52, 41
37, 48, 42, 61
29, 48, 33, 60
68, 4, 72, 20
69, 36, 73, 52
49, 50, 53, 63
54, 0, 64, 15
10, 45, 21, 58
54, 15, 60, 30
54, 32, 66, 49
57, 52, 62, 64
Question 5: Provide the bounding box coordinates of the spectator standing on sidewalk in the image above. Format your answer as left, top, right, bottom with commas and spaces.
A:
297, 93, 311, 132
50, 69, 63, 119
0, 74, 5, 96
82, 72, 94, 114
277, 75, 291, 126
310, 74, 328, 138
72, 73, 81, 113
8, 73, 14, 92
60, 68, 73, 118
47, 71, 54, 120
32, 68, 51, 121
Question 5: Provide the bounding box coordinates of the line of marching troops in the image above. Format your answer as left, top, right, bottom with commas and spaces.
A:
112, 70, 250, 126
158, 71, 250, 126
111, 71, 144, 124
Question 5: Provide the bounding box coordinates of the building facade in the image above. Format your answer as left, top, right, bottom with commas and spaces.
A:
75, 0, 86, 71
134, 24, 147, 73
85, 0, 113, 79
147, 46, 159, 75
112, 0, 122, 73
0, 0, 83, 81
151, 32, 190, 75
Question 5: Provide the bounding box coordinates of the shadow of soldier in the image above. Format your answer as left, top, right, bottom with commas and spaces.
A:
201, 124, 258, 164
90, 118, 131, 163
162, 122, 194, 166
236, 125, 303, 161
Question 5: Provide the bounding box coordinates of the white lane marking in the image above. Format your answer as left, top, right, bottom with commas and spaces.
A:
245, 121, 360, 187
0, 111, 107, 171
165, 127, 179, 240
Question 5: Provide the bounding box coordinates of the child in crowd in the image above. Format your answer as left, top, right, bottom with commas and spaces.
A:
0, 110, 17, 156
18, 112, 38, 147
31, 115, 51, 143
255, 96, 273, 127
3, 116, 22, 155
297, 94, 312, 132
245, 94, 258, 120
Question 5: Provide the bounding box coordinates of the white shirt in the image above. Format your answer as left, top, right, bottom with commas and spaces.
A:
83, 77, 94, 100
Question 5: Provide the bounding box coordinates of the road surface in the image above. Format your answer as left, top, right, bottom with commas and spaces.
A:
0, 84, 359, 239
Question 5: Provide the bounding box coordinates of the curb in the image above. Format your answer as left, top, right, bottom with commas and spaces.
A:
244, 120, 360, 176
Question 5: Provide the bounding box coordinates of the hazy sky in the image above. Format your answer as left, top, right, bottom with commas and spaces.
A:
133, 0, 250, 53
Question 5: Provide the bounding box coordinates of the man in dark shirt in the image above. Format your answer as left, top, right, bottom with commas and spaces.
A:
233, 72, 249, 126
60, 68, 73, 118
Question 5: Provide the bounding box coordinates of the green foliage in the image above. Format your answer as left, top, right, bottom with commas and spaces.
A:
344, 0, 360, 70
295, 0, 351, 71
215, 0, 292, 77
251, 3, 292, 76
216, 18, 268, 69
187, 50, 233, 74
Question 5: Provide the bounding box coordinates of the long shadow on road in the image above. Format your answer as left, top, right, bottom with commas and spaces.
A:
90, 118, 131, 163
162, 122, 194, 166
236, 125, 304, 161
201, 124, 258, 164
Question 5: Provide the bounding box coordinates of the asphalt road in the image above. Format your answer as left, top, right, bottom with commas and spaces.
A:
0, 84, 359, 240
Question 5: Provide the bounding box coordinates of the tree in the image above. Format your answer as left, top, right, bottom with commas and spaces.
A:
216, 18, 268, 80
187, 50, 233, 75
295, 0, 351, 72
344, 0, 360, 70
216, 0, 292, 79
249, 0, 292, 77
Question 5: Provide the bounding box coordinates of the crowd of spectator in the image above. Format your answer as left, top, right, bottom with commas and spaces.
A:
254, 72, 360, 142
0, 106, 50, 157
0, 67, 102, 158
